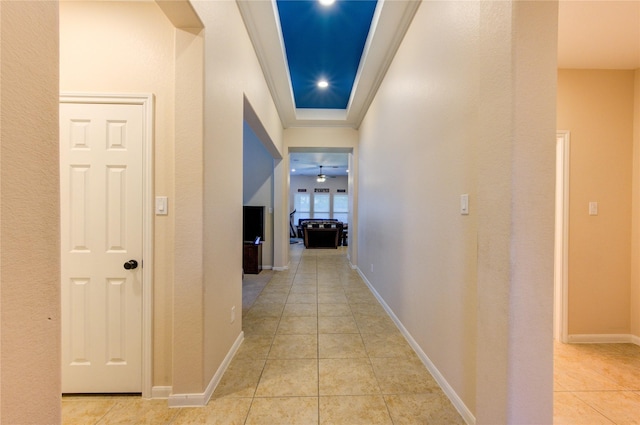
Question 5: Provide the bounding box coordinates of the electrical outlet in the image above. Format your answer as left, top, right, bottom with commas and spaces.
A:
231, 306, 236, 324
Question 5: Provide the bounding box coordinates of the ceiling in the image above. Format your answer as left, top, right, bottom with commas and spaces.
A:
276, 0, 378, 109
239, 0, 639, 130
237, 0, 420, 128
290, 152, 349, 177
238, 0, 640, 176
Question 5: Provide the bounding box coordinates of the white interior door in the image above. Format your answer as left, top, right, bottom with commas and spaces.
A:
60, 100, 144, 393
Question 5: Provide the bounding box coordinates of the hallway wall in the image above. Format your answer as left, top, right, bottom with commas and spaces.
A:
358, 2, 557, 423
61, 0, 284, 400
59, 0, 180, 390
358, 2, 479, 417
557, 69, 635, 337
191, 0, 284, 399
0, 1, 60, 422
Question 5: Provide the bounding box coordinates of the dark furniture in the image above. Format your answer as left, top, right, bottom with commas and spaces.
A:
296, 218, 338, 238
301, 220, 344, 249
243, 206, 264, 242
243, 241, 262, 274
341, 223, 348, 246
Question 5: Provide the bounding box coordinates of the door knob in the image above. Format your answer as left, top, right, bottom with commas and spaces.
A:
124, 260, 138, 270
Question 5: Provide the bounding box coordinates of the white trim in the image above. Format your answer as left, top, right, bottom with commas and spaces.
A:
168, 332, 244, 408
151, 386, 172, 399
356, 267, 475, 425
567, 334, 635, 344
60, 93, 155, 399
348, 258, 357, 270
632, 335, 640, 346
262, 265, 273, 270
555, 131, 570, 343
273, 265, 290, 271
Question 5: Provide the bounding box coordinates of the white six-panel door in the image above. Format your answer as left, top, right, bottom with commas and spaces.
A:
60, 100, 144, 393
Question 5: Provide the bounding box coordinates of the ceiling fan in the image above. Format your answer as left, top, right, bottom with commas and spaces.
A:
316, 165, 336, 182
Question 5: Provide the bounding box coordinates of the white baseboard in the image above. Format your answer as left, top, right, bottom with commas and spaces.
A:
272, 263, 290, 271
355, 267, 475, 425
262, 265, 273, 270
151, 386, 172, 399
348, 258, 357, 270
568, 333, 639, 345
168, 332, 244, 408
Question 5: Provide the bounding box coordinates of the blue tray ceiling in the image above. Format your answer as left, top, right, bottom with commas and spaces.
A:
276, 0, 378, 110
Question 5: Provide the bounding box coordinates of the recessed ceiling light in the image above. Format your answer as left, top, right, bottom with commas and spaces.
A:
319, 0, 336, 6
291, 168, 296, 172
317, 80, 329, 89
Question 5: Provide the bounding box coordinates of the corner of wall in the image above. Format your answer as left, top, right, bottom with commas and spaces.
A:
631, 69, 640, 337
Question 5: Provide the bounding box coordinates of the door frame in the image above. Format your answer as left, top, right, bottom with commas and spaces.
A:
60, 93, 154, 398
555, 130, 570, 342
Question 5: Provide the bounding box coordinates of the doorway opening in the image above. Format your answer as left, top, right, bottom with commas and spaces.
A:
554, 130, 570, 343
289, 149, 354, 255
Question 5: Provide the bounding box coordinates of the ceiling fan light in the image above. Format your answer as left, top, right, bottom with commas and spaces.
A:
317, 176, 326, 183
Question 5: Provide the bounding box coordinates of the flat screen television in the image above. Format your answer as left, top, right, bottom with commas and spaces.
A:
243, 206, 264, 242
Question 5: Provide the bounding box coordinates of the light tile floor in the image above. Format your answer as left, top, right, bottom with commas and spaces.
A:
62, 243, 464, 424
66, 243, 640, 424
554, 341, 640, 424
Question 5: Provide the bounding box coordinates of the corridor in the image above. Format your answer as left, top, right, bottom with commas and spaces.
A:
62, 243, 464, 424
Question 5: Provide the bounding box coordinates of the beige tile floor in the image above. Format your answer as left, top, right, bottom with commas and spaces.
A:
554, 341, 640, 424
62, 243, 464, 424
60, 243, 640, 425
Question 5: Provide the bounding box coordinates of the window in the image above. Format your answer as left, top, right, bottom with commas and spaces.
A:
293, 193, 310, 226
313, 193, 330, 219
333, 194, 349, 223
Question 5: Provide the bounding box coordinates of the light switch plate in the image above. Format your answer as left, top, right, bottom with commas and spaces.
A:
589, 201, 598, 216
156, 196, 168, 215
460, 194, 469, 215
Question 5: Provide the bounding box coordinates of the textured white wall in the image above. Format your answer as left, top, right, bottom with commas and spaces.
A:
172, 26, 205, 394
359, 2, 480, 417
358, 2, 557, 423
191, 0, 284, 391
0, 1, 61, 422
